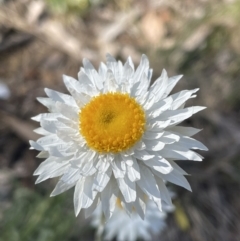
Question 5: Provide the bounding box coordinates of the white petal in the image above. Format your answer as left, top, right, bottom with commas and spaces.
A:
103, 69, 119, 93
84, 194, 100, 218
123, 147, 135, 156
59, 167, 80, 183
106, 54, 122, 84
131, 200, 144, 220
134, 140, 146, 150
77, 70, 100, 95
55, 102, 78, 121
130, 79, 141, 97
162, 74, 183, 99
83, 58, 95, 70
144, 140, 165, 151
148, 69, 168, 102
159, 132, 180, 144
133, 54, 149, 84
111, 156, 125, 178
123, 60, 134, 82
57, 117, 78, 129
74, 177, 85, 216
142, 92, 157, 110
35, 162, 69, 184
127, 158, 140, 182
159, 106, 206, 125
63, 74, 79, 90
98, 62, 107, 79
118, 60, 123, 78
117, 175, 136, 203
32, 113, 62, 122
137, 164, 160, 200
34, 127, 50, 135
120, 158, 126, 171
120, 199, 133, 216
37, 97, 58, 112
44, 88, 77, 106
148, 68, 153, 81
153, 169, 192, 191
80, 157, 98, 176
120, 80, 131, 93
50, 180, 75, 197
147, 97, 173, 119
93, 167, 112, 192
48, 145, 71, 158
82, 175, 97, 208
170, 88, 199, 110
135, 89, 149, 106
179, 136, 208, 150
36, 151, 49, 158
82, 58, 103, 90
30, 140, 44, 151
154, 176, 172, 205
96, 157, 110, 172
159, 144, 203, 161
143, 131, 164, 140
134, 186, 146, 219
67, 87, 91, 107
101, 178, 119, 219
134, 149, 154, 161
167, 126, 201, 137
134, 73, 150, 97
40, 120, 58, 134
144, 156, 173, 174
168, 160, 188, 175
147, 120, 171, 132
37, 134, 62, 147
33, 157, 58, 175
121, 154, 134, 166
126, 56, 134, 70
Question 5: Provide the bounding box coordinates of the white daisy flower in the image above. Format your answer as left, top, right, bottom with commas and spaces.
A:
91, 198, 174, 241
30, 54, 207, 219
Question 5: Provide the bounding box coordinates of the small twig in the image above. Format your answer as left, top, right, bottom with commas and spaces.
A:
1, 111, 39, 142
0, 7, 95, 61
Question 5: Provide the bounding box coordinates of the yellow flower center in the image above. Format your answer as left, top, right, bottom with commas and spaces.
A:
79, 92, 146, 153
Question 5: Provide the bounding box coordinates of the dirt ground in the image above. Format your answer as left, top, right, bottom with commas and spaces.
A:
0, 0, 240, 241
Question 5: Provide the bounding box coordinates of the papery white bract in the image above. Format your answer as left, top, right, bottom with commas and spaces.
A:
91, 198, 174, 241
30, 54, 207, 219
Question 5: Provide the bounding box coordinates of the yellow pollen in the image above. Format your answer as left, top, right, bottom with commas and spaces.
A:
116, 198, 122, 208
79, 92, 146, 153
116, 198, 136, 212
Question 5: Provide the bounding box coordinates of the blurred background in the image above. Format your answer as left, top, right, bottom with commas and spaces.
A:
0, 0, 240, 240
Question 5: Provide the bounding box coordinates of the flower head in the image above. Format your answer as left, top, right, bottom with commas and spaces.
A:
30, 54, 207, 219
91, 197, 174, 241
